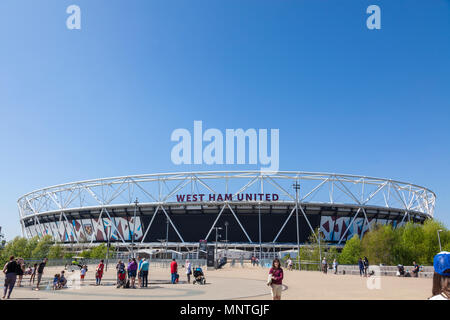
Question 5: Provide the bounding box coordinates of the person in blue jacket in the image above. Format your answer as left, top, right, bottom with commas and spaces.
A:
358, 257, 364, 277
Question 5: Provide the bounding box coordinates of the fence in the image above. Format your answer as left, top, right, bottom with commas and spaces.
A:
23, 258, 207, 269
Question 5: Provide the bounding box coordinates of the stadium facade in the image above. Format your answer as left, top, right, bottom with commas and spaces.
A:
17, 171, 436, 251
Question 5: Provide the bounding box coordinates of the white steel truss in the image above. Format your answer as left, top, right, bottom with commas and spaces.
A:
18, 171, 436, 243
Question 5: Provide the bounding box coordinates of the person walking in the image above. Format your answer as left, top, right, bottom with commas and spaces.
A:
287, 258, 293, 271
170, 258, 178, 284
95, 260, 105, 285
268, 258, 284, 300
185, 259, 192, 284
127, 258, 138, 288
358, 258, 364, 277
16, 258, 25, 287
322, 257, 328, 274
35, 257, 48, 290
429, 252, 450, 300
29, 263, 37, 284
333, 259, 338, 275
2, 256, 20, 299
363, 257, 369, 277
139, 258, 149, 288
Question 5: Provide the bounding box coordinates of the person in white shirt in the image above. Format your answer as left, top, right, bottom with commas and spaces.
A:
185, 260, 192, 283
287, 259, 293, 271
80, 265, 87, 281
333, 259, 338, 274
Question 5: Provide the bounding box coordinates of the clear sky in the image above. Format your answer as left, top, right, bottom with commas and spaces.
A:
0, 0, 449, 239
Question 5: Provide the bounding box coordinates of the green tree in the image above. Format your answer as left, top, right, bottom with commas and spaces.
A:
80, 249, 91, 259
339, 235, 362, 264
298, 228, 338, 270
420, 220, 449, 265
24, 236, 39, 258
394, 222, 425, 265
89, 244, 115, 259
64, 251, 74, 259
2, 237, 29, 260
48, 244, 64, 259
361, 224, 398, 265
31, 235, 54, 259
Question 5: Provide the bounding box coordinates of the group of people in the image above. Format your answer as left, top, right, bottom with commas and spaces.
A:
250, 256, 260, 266
114, 257, 150, 288
2, 256, 47, 299
321, 258, 339, 274
357, 257, 370, 277
52, 270, 67, 290
284, 257, 339, 274
112, 257, 195, 288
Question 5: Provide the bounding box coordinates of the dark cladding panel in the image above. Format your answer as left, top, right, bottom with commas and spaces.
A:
141, 208, 320, 243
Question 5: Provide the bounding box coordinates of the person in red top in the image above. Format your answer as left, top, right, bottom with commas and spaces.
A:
268, 258, 284, 300
96, 260, 105, 285
170, 259, 178, 284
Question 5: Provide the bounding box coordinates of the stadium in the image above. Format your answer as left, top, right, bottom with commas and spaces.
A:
17, 171, 436, 254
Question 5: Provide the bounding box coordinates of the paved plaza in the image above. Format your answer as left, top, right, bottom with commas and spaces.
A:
1, 264, 434, 300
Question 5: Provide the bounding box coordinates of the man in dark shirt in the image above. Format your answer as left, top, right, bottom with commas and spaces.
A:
35, 257, 48, 290
2, 256, 19, 299
412, 261, 420, 278
363, 257, 369, 277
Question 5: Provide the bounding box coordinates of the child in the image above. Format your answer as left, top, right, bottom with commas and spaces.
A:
59, 271, 67, 288
80, 265, 86, 281
30, 263, 37, 284
53, 274, 60, 290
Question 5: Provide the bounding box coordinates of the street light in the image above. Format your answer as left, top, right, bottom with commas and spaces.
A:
131, 198, 139, 258
214, 227, 222, 267
293, 182, 300, 270
106, 226, 111, 271
157, 239, 167, 258
318, 229, 322, 271
224, 221, 229, 257
166, 216, 170, 256
437, 229, 443, 252
0, 226, 4, 249
258, 202, 262, 259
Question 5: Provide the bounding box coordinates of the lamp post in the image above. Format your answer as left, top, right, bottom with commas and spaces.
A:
214, 227, 222, 267
293, 182, 300, 270
0, 226, 4, 249
437, 229, 443, 252
224, 221, 229, 257
258, 202, 262, 259
157, 239, 166, 259
318, 230, 322, 271
106, 225, 111, 271
131, 198, 139, 258
166, 216, 170, 257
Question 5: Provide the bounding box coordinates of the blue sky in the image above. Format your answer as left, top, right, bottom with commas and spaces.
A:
0, 0, 449, 239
